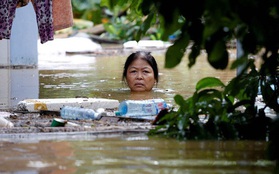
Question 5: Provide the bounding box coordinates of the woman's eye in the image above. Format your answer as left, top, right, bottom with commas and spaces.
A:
130, 70, 137, 73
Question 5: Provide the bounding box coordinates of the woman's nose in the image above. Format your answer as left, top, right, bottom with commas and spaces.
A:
136, 72, 143, 79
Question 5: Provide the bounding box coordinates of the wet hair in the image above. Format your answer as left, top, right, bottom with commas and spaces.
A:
122, 51, 159, 83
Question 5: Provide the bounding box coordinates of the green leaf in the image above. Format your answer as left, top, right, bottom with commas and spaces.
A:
197, 89, 223, 102
165, 32, 189, 68
141, 13, 154, 33
196, 77, 225, 91
230, 56, 248, 70
261, 80, 279, 112
135, 30, 142, 42
207, 41, 229, 69
174, 94, 185, 106
104, 23, 118, 35
188, 44, 200, 68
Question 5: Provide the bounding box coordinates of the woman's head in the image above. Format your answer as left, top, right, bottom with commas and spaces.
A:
122, 51, 159, 92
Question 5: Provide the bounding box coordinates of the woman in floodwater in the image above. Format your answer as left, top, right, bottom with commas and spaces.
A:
122, 51, 159, 99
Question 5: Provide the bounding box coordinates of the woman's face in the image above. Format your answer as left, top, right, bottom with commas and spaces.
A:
126, 58, 156, 92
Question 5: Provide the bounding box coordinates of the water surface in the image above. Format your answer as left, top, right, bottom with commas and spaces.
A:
0, 49, 277, 174
38, 50, 236, 106
0, 133, 275, 174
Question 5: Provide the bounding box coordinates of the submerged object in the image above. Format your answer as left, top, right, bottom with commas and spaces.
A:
115, 99, 168, 117
60, 106, 98, 120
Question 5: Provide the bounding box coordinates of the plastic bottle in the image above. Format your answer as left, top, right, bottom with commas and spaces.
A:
115, 98, 168, 117
60, 106, 97, 120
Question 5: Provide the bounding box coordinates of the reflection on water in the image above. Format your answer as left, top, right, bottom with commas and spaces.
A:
0, 134, 275, 174
38, 51, 236, 105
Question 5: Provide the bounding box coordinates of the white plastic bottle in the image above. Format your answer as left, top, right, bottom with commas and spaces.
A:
60, 106, 97, 120
115, 99, 168, 117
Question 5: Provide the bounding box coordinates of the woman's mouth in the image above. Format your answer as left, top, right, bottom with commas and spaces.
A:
135, 83, 144, 87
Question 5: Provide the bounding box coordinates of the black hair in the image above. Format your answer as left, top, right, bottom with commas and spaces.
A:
122, 51, 159, 83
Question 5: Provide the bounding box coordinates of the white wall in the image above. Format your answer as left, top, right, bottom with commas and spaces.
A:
0, 40, 9, 66
10, 3, 38, 66
0, 3, 38, 110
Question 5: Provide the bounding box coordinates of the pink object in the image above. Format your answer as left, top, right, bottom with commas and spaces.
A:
53, 0, 73, 31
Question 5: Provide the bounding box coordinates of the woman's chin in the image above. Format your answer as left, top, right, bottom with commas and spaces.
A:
131, 86, 146, 92
131, 88, 146, 92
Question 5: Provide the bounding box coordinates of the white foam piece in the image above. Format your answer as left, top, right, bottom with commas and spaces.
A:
123, 40, 171, 49
138, 40, 165, 48
17, 98, 119, 112
38, 36, 102, 55
123, 41, 138, 49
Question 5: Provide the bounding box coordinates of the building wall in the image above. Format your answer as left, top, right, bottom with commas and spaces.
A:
0, 3, 38, 110
10, 3, 38, 67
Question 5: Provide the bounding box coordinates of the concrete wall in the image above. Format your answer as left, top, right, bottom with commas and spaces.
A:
0, 40, 9, 66
10, 3, 38, 66
0, 3, 38, 110
0, 3, 38, 67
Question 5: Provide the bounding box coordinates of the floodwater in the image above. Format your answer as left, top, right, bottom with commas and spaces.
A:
0, 48, 236, 108
0, 48, 276, 173
0, 133, 275, 174
38, 50, 236, 106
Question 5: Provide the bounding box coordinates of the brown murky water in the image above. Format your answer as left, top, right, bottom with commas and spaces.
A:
0, 133, 275, 174
38, 50, 236, 106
